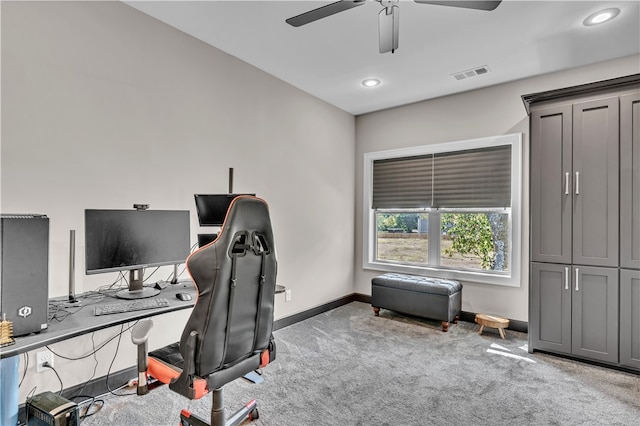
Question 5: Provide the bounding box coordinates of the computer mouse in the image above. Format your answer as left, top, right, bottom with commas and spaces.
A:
176, 292, 192, 301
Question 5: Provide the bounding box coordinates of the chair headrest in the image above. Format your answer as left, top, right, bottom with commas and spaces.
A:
222, 195, 271, 231
216, 196, 274, 254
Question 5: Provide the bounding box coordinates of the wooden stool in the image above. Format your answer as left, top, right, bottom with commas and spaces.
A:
475, 314, 509, 339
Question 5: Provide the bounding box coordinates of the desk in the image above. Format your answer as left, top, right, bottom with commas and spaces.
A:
0, 281, 196, 425
0, 280, 284, 424
1, 281, 197, 359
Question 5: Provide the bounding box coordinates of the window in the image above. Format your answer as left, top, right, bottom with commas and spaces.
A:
363, 134, 522, 287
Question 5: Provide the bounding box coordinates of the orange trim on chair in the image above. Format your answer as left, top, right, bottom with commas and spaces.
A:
148, 357, 181, 384
148, 358, 208, 400
260, 349, 269, 368
192, 378, 208, 400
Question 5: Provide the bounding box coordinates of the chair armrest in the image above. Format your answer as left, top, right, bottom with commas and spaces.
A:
131, 319, 154, 346
169, 330, 200, 400
131, 319, 154, 395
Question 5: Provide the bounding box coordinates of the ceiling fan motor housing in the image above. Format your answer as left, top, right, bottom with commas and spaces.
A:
379, 0, 400, 9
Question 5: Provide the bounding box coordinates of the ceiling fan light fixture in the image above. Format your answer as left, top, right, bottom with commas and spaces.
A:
362, 78, 381, 87
583, 8, 620, 26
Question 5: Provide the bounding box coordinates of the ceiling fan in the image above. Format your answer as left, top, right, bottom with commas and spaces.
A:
286, 0, 502, 54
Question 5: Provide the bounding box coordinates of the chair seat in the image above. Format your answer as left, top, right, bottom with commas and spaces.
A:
150, 342, 184, 370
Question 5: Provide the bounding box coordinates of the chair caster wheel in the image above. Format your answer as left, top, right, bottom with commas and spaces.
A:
249, 407, 260, 420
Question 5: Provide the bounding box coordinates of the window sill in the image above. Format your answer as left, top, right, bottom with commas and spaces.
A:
363, 260, 521, 287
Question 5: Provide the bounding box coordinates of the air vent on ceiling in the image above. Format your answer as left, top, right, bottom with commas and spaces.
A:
452, 65, 490, 81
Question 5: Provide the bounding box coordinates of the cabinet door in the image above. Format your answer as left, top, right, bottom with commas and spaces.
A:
571, 266, 618, 363
531, 104, 572, 264
620, 269, 640, 369
572, 97, 619, 267
620, 92, 640, 269
530, 262, 571, 354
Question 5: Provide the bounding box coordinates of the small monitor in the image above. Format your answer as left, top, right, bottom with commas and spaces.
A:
85, 209, 190, 299
197, 233, 218, 248
194, 194, 254, 226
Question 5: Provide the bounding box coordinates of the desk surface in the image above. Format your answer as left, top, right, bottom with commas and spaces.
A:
1, 281, 196, 359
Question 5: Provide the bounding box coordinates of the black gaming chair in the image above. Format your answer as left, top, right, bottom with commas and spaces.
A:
131, 196, 277, 426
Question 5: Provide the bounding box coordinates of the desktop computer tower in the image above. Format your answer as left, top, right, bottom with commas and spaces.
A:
1, 215, 49, 336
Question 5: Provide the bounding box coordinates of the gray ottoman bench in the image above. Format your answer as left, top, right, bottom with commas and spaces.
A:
371, 273, 463, 332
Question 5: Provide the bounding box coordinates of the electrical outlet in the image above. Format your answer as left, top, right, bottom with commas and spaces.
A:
285, 289, 292, 302
36, 350, 54, 373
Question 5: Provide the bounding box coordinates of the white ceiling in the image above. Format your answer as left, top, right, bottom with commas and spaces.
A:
124, 1, 640, 115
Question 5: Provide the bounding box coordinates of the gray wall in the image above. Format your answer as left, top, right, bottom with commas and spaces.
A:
355, 54, 640, 322
2, 1, 355, 400
3, 0, 639, 404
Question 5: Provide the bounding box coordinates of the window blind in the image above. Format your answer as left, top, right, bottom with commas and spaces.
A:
372, 155, 432, 209
372, 145, 511, 209
433, 145, 511, 208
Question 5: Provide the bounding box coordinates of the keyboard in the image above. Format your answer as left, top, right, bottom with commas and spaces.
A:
94, 298, 170, 316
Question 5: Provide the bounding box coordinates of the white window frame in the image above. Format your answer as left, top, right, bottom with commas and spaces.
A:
363, 133, 522, 287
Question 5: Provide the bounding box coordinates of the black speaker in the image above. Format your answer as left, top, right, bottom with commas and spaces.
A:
1, 214, 49, 336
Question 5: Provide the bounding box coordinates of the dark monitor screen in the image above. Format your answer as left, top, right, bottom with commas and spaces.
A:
85, 209, 190, 274
85, 209, 190, 299
194, 194, 254, 226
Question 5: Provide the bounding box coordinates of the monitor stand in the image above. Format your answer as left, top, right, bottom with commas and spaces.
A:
170, 264, 179, 284
116, 269, 160, 300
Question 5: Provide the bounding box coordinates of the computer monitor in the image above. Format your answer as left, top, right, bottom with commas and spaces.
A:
197, 233, 218, 248
194, 194, 254, 226
85, 209, 190, 299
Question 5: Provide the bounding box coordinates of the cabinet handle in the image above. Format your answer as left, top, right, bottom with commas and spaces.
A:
575, 268, 579, 291
575, 171, 580, 195
565, 172, 570, 195
564, 267, 569, 290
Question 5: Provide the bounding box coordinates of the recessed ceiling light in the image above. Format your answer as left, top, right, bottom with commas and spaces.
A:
362, 78, 381, 88
583, 8, 620, 26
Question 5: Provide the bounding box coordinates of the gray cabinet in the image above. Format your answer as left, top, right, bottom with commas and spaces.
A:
572, 97, 619, 267
570, 266, 618, 363
531, 96, 619, 267
531, 263, 618, 363
620, 92, 640, 270
619, 95, 640, 370
530, 105, 572, 264
530, 263, 571, 353
620, 269, 640, 369
526, 76, 639, 372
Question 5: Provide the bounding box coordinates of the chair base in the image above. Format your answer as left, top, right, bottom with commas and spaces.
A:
179, 388, 259, 426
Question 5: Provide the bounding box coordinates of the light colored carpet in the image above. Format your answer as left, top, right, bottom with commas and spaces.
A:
81, 301, 640, 425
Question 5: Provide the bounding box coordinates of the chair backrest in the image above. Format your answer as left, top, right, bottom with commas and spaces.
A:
183, 196, 277, 378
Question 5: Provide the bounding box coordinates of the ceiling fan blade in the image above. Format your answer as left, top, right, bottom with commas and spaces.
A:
379, 5, 399, 54
414, 0, 502, 11
286, 0, 366, 27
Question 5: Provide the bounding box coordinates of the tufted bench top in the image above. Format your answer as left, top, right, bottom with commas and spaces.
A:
372, 273, 462, 296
